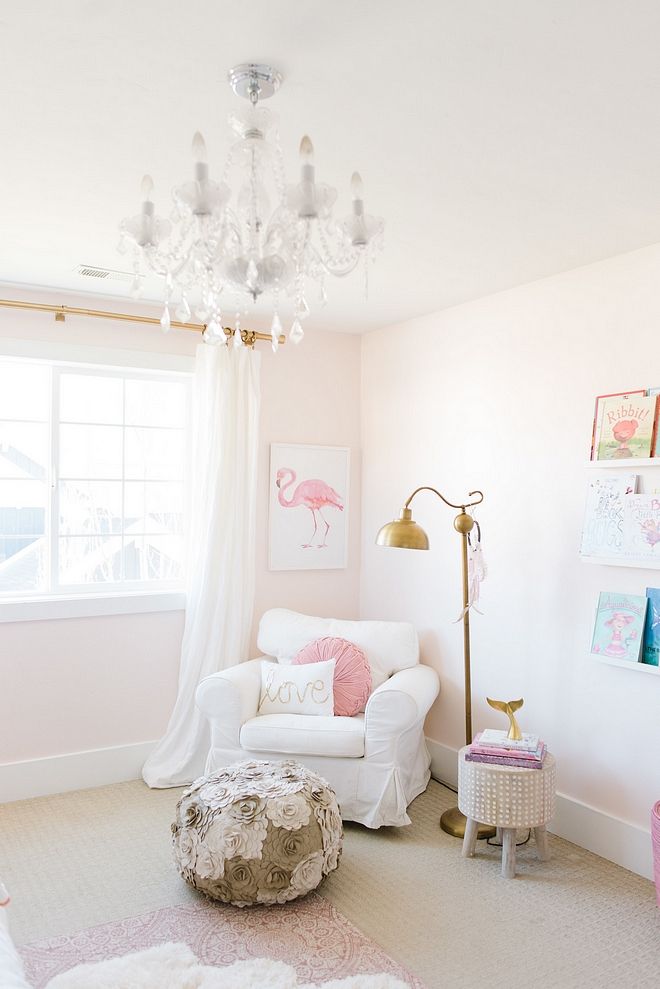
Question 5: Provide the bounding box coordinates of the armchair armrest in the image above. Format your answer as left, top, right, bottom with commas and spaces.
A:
196, 658, 264, 748
364, 665, 440, 761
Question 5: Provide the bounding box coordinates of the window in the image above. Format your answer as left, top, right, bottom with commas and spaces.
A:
0, 358, 190, 600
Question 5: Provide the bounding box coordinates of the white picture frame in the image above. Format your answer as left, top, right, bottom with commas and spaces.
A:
269, 443, 350, 571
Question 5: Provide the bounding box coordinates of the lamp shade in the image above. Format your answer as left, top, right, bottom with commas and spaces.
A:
375, 508, 429, 550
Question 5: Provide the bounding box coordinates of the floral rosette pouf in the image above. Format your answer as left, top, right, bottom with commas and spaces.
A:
172, 760, 343, 907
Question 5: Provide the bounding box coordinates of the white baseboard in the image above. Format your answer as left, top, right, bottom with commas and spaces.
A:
0, 740, 157, 804
426, 737, 654, 881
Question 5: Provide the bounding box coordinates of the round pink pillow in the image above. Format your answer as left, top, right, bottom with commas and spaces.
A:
292, 637, 372, 717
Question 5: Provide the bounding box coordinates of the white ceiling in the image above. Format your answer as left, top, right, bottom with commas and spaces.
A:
2, 1, 660, 334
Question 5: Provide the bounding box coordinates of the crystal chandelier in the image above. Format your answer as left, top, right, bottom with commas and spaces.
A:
118, 63, 384, 351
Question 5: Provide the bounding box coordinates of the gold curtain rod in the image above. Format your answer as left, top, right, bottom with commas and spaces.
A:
0, 298, 285, 347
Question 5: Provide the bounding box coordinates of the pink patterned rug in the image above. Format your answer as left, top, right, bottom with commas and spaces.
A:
20, 893, 424, 988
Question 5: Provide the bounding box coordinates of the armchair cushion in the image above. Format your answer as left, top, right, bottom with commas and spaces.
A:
240, 713, 365, 758
257, 609, 419, 689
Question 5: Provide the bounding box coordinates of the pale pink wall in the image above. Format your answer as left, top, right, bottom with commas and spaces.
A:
0, 288, 361, 765
0, 611, 184, 762
360, 243, 660, 832
252, 331, 362, 652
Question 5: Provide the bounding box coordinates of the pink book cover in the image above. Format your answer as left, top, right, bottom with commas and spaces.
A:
465, 752, 544, 769
471, 735, 546, 761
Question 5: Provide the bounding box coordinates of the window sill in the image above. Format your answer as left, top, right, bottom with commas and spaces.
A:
0, 590, 186, 623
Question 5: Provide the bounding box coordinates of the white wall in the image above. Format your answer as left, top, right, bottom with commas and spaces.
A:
0, 289, 361, 780
360, 243, 660, 848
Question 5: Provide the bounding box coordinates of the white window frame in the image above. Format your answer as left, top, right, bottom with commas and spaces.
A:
0, 340, 194, 622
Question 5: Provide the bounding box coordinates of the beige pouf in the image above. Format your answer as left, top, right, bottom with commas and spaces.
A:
172, 760, 343, 907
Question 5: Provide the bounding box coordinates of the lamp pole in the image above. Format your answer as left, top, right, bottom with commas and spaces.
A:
454, 509, 474, 748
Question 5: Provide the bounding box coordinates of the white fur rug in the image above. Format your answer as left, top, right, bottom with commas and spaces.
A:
43, 943, 409, 989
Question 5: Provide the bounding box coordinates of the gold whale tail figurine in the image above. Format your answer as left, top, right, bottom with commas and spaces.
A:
486, 697, 524, 741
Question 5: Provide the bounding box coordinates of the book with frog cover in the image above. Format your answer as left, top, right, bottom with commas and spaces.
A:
590, 592, 647, 664
595, 393, 658, 460
642, 588, 660, 666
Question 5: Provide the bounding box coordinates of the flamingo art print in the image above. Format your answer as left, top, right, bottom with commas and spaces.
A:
276, 467, 344, 549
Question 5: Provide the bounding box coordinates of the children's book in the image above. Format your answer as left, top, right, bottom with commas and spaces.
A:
595, 394, 658, 460
642, 588, 660, 666
622, 495, 660, 560
590, 390, 646, 460
465, 752, 544, 769
590, 592, 647, 664
580, 474, 637, 558
649, 387, 660, 457
477, 729, 540, 751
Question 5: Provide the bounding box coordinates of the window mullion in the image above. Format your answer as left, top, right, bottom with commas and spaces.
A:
49, 367, 60, 592
120, 378, 126, 584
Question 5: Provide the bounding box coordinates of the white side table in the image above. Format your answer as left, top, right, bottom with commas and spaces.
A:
458, 746, 556, 878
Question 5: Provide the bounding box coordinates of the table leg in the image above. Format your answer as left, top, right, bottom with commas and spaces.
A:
462, 818, 479, 858
534, 826, 550, 861
501, 828, 517, 878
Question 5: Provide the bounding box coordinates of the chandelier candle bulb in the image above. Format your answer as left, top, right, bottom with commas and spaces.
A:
298, 135, 318, 218
140, 174, 154, 201
299, 134, 315, 166
192, 131, 207, 163
351, 171, 364, 208
138, 175, 155, 246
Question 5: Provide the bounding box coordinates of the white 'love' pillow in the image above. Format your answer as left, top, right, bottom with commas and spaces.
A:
258, 658, 335, 717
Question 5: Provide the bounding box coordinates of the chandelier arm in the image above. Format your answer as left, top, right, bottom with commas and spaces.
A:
404, 487, 484, 513
318, 254, 361, 278
302, 228, 361, 278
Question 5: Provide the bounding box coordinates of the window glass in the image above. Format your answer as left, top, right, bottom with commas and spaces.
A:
0, 359, 189, 597
60, 373, 123, 424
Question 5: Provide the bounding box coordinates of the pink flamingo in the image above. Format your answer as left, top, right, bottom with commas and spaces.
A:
276, 468, 344, 548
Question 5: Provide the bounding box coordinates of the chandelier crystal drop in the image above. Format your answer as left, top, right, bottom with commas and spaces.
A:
118, 64, 384, 348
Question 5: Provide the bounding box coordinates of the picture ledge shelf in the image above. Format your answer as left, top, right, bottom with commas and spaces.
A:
590, 654, 660, 676
580, 555, 660, 569
585, 457, 659, 468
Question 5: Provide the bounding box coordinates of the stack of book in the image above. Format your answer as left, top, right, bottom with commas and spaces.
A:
466, 729, 547, 769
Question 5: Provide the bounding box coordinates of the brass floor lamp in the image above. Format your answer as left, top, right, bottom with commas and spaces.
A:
376, 486, 495, 840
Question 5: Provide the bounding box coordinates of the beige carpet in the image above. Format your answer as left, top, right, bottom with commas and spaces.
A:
1, 779, 658, 988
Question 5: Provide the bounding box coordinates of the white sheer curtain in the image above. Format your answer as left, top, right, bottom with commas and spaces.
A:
143, 344, 261, 788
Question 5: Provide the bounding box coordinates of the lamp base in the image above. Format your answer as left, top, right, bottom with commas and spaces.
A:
440, 806, 496, 839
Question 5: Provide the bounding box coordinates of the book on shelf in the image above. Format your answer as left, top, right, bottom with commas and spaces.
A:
590, 591, 647, 664
642, 587, 660, 667
621, 495, 660, 560
594, 393, 658, 461
589, 390, 646, 460
580, 473, 637, 558
650, 388, 660, 457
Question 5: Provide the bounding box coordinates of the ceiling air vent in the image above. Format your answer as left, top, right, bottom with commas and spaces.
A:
75, 264, 133, 282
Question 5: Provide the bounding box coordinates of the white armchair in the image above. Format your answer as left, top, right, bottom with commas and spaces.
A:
196, 609, 440, 828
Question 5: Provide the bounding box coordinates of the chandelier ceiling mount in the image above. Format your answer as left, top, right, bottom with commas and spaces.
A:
227, 63, 282, 104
